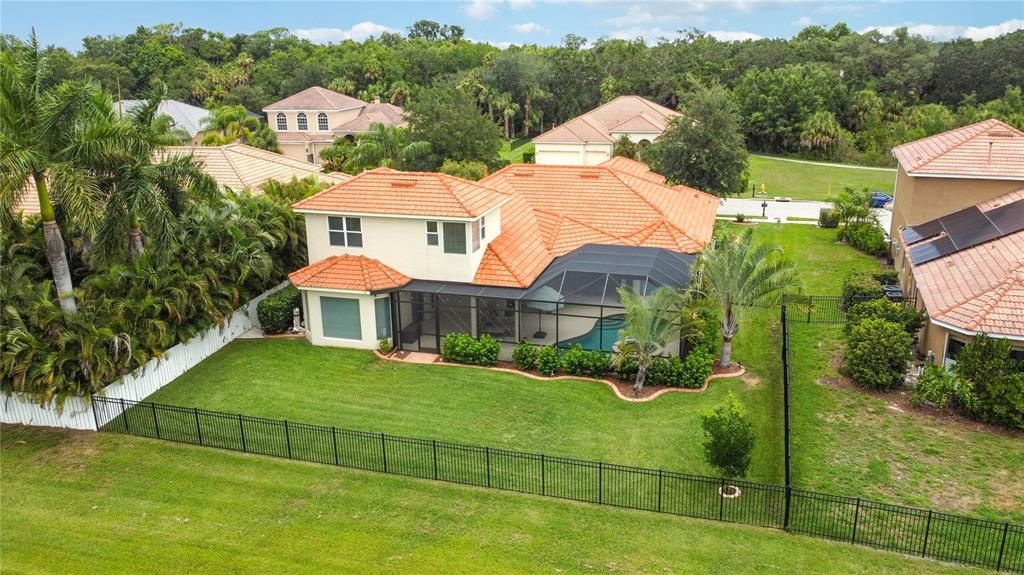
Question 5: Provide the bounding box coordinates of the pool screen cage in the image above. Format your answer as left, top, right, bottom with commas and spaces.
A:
393, 244, 697, 355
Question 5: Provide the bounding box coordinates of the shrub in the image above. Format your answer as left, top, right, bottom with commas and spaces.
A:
440, 333, 500, 366
614, 355, 639, 380
647, 356, 684, 387
439, 159, 488, 181
844, 318, 912, 390
690, 306, 721, 355
522, 151, 535, 164
536, 345, 561, 376
377, 337, 393, 354
701, 393, 755, 479
872, 270, 899, 286
734, 213, 746, 223
512, 340, 538, 371
818, 207, 839, 228
954, 334, 1024, 429
910, 365, 975, 410
257, 286, 301, 334
681, 347, 715, 389
845, 222, 888, 256
562, 344, 610, 377
846, 298, 927, 338
842, 272, 884, 308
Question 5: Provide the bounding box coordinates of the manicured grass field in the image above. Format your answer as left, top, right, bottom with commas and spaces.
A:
748, 155, 896, 201
0, 425, 989, 575
500, 137, 534, 163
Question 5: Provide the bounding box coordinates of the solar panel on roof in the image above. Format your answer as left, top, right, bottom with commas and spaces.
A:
903, 218, 944, 244
937, 206, 987, 249
986, 200, 1024, 235
910, 235, 955, 265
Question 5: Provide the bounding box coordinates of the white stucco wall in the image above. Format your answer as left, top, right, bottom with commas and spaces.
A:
302, 205, 501, 283
534, 142, 613, 166
302, 289, 388, 349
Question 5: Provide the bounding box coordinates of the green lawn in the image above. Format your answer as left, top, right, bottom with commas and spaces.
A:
748, 155, 896, 201
500, 137, 534, 163
0, 425, 989, 575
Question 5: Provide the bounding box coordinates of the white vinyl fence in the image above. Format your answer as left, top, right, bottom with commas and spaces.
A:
2, 282, 288, 431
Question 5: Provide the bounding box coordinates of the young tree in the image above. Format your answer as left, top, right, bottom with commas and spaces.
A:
612, 135, 638, 159
613, 286, 701, 398
697, 229, 798, 367
348, 123, 431, 171
644, 83, 749, 197
0, 34, 124, 313
829, 186, 876, 240
701, 393, 756, 485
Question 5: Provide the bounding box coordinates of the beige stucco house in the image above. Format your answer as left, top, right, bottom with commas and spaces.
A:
890, 120, 1024, 365
532, 96, 679, 166
262, 86, 406, 164
287, 158, 719, 355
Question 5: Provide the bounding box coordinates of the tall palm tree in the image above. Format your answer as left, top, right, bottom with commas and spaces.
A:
522, 84, 544, 138
696, 229, 799, 368
386, 81, 412, 107
0, 33, 125, 313
494, 93, 519, 141
349, 123, 431, 170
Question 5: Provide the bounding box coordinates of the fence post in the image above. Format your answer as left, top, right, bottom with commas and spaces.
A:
719, 477, 726, 521
238, 414, 246, 452
541, 454, 546, 496
806, 297, 812, 323
380, 433, 388, 473
119, 397, 130, 433
997, 522, 1010, 571
851, 498, 861, 543
598, 462, 603, 504
194, 408, 203, 445
91, 397, 101, 431
284, 420, 292, 458
331, 427, 339, 465
657, 469, 663, 513
784, 486, 792, 530
432, 440, 439, 479
921, 510, 933, 557
485, 447, 491, 488
150, 403, 160, 439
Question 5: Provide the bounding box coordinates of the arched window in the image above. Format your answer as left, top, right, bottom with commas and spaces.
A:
318, 112, 329, 131
276, 113, 287, 131
297, 112, 308, 131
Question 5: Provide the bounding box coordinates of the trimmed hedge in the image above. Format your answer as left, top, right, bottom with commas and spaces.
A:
843, 318, 911, 390
257, 286, 301, 334
562, 344, 610, 378
818, 208, 839, 228
846, 222, 888, 256
846, 298, 927, 338
681, 348, 715, 388
512, 340, 539, 370
536, 345, 561, 376
441, 333, 500, 366
842, 272, 884, 308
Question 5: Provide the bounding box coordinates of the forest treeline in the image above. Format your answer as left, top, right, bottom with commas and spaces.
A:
5, 21, 1023, 165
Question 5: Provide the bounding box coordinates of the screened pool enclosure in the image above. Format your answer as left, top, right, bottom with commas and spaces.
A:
393, 245, 696, 356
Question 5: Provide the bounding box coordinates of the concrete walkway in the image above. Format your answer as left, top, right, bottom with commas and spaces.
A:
718, 197, 893, 234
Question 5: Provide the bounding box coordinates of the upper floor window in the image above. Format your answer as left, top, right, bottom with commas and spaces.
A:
328, 216, 363, 247
480, 215, 487, 240
276, 113, 287, 131
443, 222, 466, 255
318, 112, 329, 131
297, 112, 308, 131
471, 219, 481, 252
426, 221, 439, 246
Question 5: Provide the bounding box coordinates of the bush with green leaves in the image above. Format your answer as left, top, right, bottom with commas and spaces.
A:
535, 345, 561, 376
872, 270, 899, 285
845, 221, 888, 256
910, 365, 975, 411
439, 159, 488, 181
613, 355, 639, 380
257, 286, 301, 334
646, 356, 684, 387
561, 344, 610, 378
843, 318, 912, 390
511, 340, 538, 371
818, 208, 839, 228
845, 298, 927, 338
701, 393, 756, 479
377, 337, 394, 354
953, 334, 1024, 429
842, 272, 884, 308
681, 347, 715, 389
440, 333, 500, 366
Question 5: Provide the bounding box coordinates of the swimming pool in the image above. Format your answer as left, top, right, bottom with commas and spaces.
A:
558, 314, 626, 352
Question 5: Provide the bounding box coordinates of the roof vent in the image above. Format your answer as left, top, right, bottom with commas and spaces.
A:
987, 129, 1015, 138
391, 179, 417, 188
579, 173, 600, 180
513, 170, 534, 177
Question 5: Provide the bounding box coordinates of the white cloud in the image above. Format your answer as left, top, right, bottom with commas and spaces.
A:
861, 18, 1024, 41
463, 0, 501, 20
508, 0, 534, 9
511, 22, 550, 34
708, 30, 763, 41
814, 3, 865, 14
792, 16, 815, 27
292, 22, 397, 44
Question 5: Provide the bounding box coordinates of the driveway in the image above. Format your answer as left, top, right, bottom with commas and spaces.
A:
718, 197, 893, 235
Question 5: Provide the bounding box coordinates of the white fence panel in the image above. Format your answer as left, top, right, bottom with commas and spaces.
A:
4, 282, 287, 431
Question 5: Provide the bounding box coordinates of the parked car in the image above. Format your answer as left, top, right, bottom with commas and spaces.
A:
869, 191, 893, 208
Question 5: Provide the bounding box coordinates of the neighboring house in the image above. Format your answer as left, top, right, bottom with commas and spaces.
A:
532, 96, 679, 166
158, 144, 348, 192
262, 86, 407, 164
116, 99, 213, 145
890, 119, 1024, 365
287, 157, 718, 355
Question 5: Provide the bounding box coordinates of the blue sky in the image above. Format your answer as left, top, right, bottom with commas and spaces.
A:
3, 1, 1022, 51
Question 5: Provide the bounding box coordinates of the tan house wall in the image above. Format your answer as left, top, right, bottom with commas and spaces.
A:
535, 142, 613, 166
301, 289, 383, 349
889, 166, 1023, 238
268, 109, 361, 133
278, 141, 334, 164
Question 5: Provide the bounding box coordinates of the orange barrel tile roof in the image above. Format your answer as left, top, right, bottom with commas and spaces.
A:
533, 95, 679, 145
291, 168, 508, 218
892, 119, 1024, 180
289, 254, 410, 292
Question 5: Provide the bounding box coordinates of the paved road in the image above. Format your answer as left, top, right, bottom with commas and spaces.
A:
718, 198, 893, 235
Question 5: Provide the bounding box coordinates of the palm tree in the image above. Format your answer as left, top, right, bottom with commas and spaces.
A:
829, 186, 876, 240
613, 286, 702, 398
0, 33, 125, 313
386, 81, 412, 107
349, 123, 431, 170
522, 84, 544, 138
696, 229, 798, 368
494, 93, 519, 140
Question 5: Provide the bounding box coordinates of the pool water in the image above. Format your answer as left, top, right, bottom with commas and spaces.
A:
558, 314, 626, 352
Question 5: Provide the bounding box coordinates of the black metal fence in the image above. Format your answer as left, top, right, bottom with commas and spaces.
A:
780, 294, 918, 324
92, 396, 1022, 572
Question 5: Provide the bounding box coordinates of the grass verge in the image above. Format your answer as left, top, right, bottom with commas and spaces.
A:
748, 155, 896, 201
